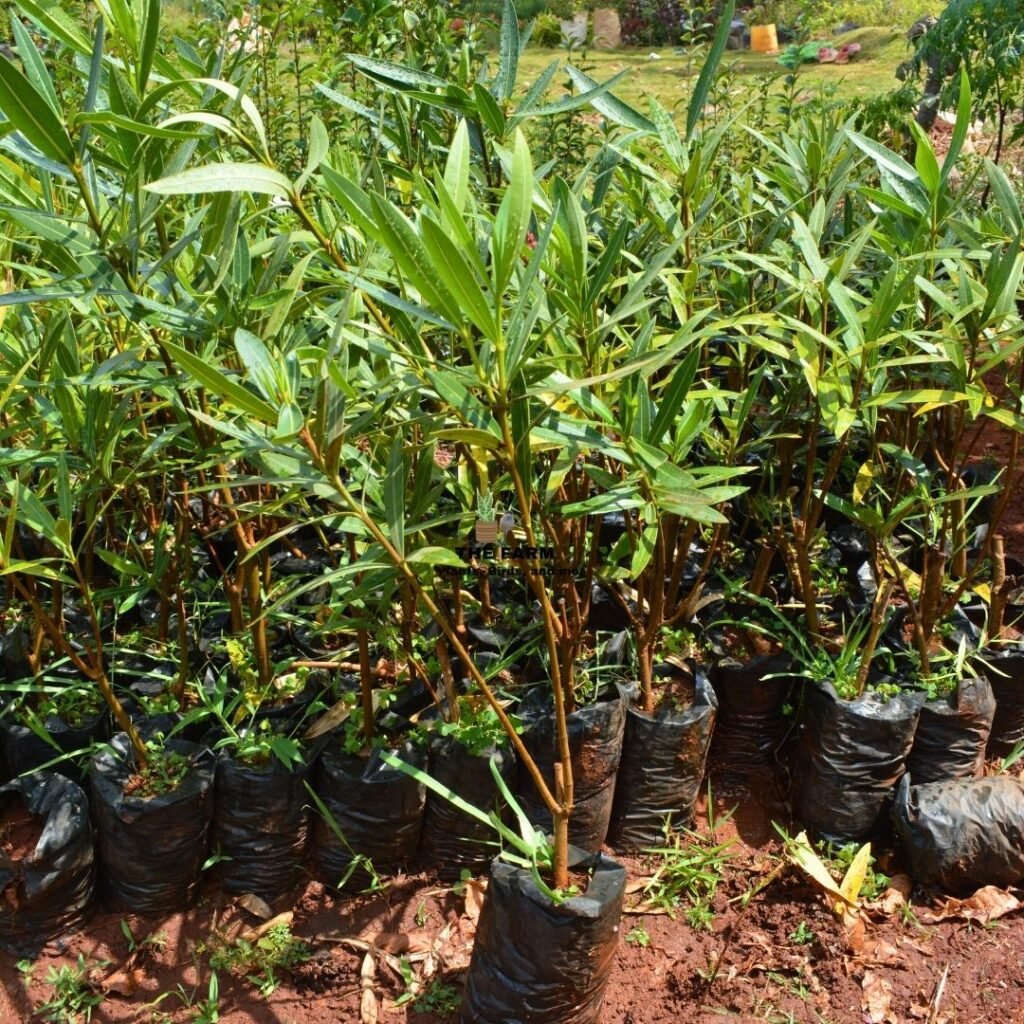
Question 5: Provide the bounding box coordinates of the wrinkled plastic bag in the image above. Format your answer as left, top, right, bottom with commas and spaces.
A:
461, 850, 625, 1024
906, 676, 995, 784
607, 666, 717, 850
793, 682, 923, 843
893, 774, 1024, 891
311, 741, 425, 889
212, 755, 311, 899
417, 736, 517, 879
517, 684, 631, 852
0, 773, 94, 955
90, 735, 215, 913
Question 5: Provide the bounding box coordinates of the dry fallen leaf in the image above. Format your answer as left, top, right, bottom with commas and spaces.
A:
464, 878, 487, 924
238, 910, 293, 944
360, 951, 378, 1024
371, 931, 432, 955
861, 970, 897, 1024
918, 886, 1021, 925
237, 893, 274, 921
847, 917, 902, 967
869, 874, 912, 917
100, 968, 140, 997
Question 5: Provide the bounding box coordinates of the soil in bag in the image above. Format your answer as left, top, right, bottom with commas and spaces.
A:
892, 774, 1024, 891
211, 754, 312, 900
460, 850, 625, 1024
985, 647, 1024, 758
2, 705, 110, 781
0, 773, 95, 956
793, 682, 923, 844
311, 740, 425, 890
607, 664, 717, 851
416, 735, 517, 880
905, 675, 995, 784
90, 734, 215, 913
516, 683, 631, 853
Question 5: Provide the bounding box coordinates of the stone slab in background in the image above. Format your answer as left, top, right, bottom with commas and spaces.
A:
592, 8, 621, 49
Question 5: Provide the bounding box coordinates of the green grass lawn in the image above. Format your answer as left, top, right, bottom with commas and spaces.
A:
516, 27, 913, 115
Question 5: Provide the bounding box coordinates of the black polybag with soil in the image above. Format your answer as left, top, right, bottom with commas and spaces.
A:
311, 740, 425, 889
0, 773, 95, 955
892, 774, 1024, 891
985, 647, 1024, 757
1, 705, 110, 781
90, 734, 215, 913
416, 735, 517, 880
607, 664, 717, 850
905, 675, 995, 784
211, 754, 312, 899
516, 683, 632, 853
793, 682, 924, 843
460, 849, 625, 1024
707, 655, 794, 786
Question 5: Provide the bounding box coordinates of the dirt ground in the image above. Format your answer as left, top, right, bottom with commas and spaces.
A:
2, 760, 1023, 1024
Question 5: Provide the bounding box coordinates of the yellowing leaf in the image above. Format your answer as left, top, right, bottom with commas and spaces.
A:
785, 831, 850, 909
973, 583, 991, 604
853, 461, 874, 505
836, 842, 871, 916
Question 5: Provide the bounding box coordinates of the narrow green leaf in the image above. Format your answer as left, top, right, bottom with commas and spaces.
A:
347, 54, 448, 91
162, 340, 279, 423
563, 65, 655, 132
495, 0, 520, 104
10, 18, 59, 114
145, 162, 293, 196
848, 131, 918, 183
138, 0, 160, 93
443, 119, 470, 214
492, 129, 533, 293
940, 69, 971, 185
234, 328, 278, 402
686, 0, 735, 136
909, 121, 940, 198
385, 436, 405, 554
0, 55, 73, 163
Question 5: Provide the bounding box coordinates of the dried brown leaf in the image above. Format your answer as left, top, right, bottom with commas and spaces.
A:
918, 886, 1021, 925
100, 969, 139, 997
869, 874, 912, 916
238, 910, 293, 944
237, 893, 274, 920
624, 878, 651, 895
464, 878, 487, 924
372, 931, 431, 955
360, 952, 377, 1024
861, 970, 897, 1024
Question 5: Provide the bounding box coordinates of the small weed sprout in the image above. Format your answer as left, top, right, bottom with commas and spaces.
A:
32, 955, 109, 1024
642, 822, 736, 929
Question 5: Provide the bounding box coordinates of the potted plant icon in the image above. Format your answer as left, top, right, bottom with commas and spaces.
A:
475, 493, 499, 544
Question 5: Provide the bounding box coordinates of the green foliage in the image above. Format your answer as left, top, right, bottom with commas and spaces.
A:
625, 923, 652, 946
641, 823, 736, 928
126, 740, 193, 798
0, 0, 1021, 896
207, 922, 312, 997
788, 920, 815, 944
911, 0, 1024, 148
395, 973, 462, 1013
31, 955, 108, 1024
817, 841, 890, 900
